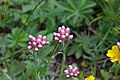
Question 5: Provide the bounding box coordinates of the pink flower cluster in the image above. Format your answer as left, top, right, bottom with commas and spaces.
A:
28, 35, 49, 52
64, 65, 79, 78
53, 26, 73, 43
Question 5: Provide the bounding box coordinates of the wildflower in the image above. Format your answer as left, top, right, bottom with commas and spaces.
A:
85, 75, 95, 80
53, 25, 73, 43
64, 65, 79, 78
106, 45, 120, 63
28, 35, 49, 52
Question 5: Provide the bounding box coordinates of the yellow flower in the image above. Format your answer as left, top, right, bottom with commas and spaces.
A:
106, 45, 120, 63
85, 75, 95, 80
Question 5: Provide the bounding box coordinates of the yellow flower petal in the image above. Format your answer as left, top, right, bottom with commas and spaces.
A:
106, 50, 116, 57
112, 45, 119, 54
89, 76, 95, 79
117, 57, 120, 63
85, 75, 95, 80
111, 57, 118, 62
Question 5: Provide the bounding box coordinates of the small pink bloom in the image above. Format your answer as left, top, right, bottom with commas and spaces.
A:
74, 73, 78, 77
65, 33, 69, 37
36, 38, 41, 43
41, 41, 46, 45
70, 73, 74, 76
61, 35, 65, 39
35, 47, 39, 52
58, 40, 62, 43
42, 36, 46, 40
29, 35, 36, 42
58, 27, 62, 32
61, 29, 65, 34
77, 71, 79, 74
28, 42, 32, 45
29, 35, 33, 39
33, 42, 37, 46
46, 41, 49, 44
38, 35, 42, 38
38, 44, 42, 48
62, 25, 65, 29
56, 33, 61, 37
64, 70, 69, 75
54, 37, 59, 41
28, 45, 32, 50
65, 27, 70, 33
66, 74, 71, 78
68, 65, 73, 70
68, 35, 73, 40
53, 32, 57, 36
117, 42, 120, 48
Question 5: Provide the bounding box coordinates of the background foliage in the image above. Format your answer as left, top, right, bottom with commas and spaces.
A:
0, 0, 120, 80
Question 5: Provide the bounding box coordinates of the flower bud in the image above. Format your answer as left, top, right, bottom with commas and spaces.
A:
42, 36, 46, 40
33, 42, 37, 46
28, 42, 32, 45
66, 27, 70, 33
62, 25, 65, 29
117, 42, 120, 48
35, 47, 39, 52
28, 45, 32, 50
60, 29, 65, 34
68, 35, 73, 40
58, 27, 62, 32
61, 35, 66, 39
55, 37, 59, 41
36, 38, 41, 43
38, 44, 42, 48
38, 35, 42, 39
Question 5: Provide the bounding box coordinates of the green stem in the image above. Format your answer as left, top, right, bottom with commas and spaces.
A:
59, 42, 66, 79
34, 52, 38, 80
0, 48, 27, 64
60, 53, 66, 80
12, 0, 45, 54
95, 27, 111, 49
108, 62, 117, 74
47, 42, 59, 67
50, 42, 59, 57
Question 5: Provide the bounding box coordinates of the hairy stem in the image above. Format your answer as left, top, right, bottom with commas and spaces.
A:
34, 52, 38, 80
60, 42, 66, 79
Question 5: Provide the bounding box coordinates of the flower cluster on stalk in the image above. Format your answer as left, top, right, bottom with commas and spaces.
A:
64, 65, 79, 78
53, 26, 73, 43
28, 35, 49, 52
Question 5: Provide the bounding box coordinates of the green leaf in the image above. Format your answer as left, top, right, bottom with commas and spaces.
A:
6, 28, 29, 48
21, 14, 29, 24
7, 60, 25, 77
39, 66, 47, 77
67, 0, 77, 10
75, 48, 82, 59
46, 33, 53, 42
55, 2, 74, 12
101, 70, 109, 80
22, 4, 35, 12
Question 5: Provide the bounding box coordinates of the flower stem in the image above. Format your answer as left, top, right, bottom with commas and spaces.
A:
108, 62, 117, 74
60, 42, 66, 79
34, 52, 38, 80
12, 0, 45, 55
